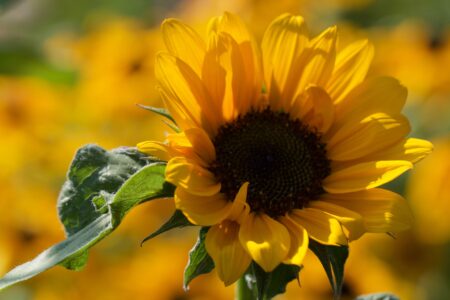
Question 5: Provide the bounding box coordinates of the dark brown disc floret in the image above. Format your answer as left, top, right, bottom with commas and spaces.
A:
209, 108, 331, 218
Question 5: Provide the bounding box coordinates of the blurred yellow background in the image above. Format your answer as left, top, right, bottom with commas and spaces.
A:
0, 0, 449, 299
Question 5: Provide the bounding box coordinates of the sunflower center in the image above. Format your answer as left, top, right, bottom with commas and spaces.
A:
210, 108, 331, 217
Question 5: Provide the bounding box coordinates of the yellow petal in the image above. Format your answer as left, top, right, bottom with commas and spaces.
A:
161, 18, 206, 74
165, 156, 221, 196
239, 213, 290, 272
323, 160, 413, 193
289, 208, 347, 245
208, 12, 253, 44
156, 52, 219, 134
279, 216, 309, 266
203, 32, 250, 120
333, 76, 407, 126
308, 201, 366, 241
228, 182, 251, 224
165, 131, 209, 167
261, 14, 309, 110
365, 138, 433, 164
205, 220, 252, 286
327, 39, 374, 103
137, 141, 171, 161
207, 12, 262, 109
184, 127, 216, 163
167, 131, 191, 148
158, 86, 197, 132
291, 85, 334, 133
321, 189, 413, 233
174, 187, 231, 226
296, 26, 337, 93
327, 113, 411, 161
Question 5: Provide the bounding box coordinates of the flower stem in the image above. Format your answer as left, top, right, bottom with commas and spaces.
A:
236, 276, 253, 300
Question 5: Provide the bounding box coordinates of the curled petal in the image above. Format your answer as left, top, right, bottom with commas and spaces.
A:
228, 182, 251, 224
166, 157, 221, 196
205, 221, 252, 286
175, 188, 231, 226
184, 127, 216, 163
308, 201, 366, 241
289, 208, 348, 245
137, 141, 171, 161
239, 213, 290, 272
279, 216, 309, 266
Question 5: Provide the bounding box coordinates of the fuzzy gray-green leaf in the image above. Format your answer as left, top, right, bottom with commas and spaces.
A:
58, 145, 150, 235
0, 145, 174, 291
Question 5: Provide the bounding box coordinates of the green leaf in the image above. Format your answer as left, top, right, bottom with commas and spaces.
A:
141, 210, 192, 246
0, 145, 174, 291
309, 240, 349, 299
0, 214, 113, 290
183, 227, 214, 289
58, 145, 150, 236
355, 293, 400, 300
109, 164, 174, 227
59, 251, 89, 271
244, 262, 301, 300
264, 264, 301, 299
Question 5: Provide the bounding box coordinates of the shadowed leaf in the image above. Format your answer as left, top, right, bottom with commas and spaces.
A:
244, 262, 301, 300
309, 240, 349, 299
184, 227, 214, 289
141, 210, 193, 246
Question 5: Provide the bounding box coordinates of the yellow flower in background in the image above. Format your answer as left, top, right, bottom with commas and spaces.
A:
44, 18, 169, 145
138, 12, 433, 285
175, 0, 375, 37
73, 18, 161, 111
371, 22, 450, 101
407, 137, 450, 244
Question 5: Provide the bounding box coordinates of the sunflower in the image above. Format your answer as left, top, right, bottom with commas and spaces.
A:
138, 12, 433, 285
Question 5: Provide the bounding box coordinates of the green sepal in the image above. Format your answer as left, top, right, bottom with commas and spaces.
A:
136, 104, 177, 125
183, 227, 214, 289
309, 240, 349, 299
141, 210, 193, 246
244, 262, 301, 300
0, 144, 173, 291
